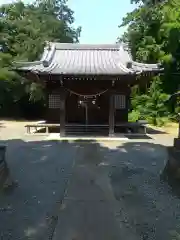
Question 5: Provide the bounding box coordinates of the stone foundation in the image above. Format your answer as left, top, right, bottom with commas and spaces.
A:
174, 138, 180, 150
0, 145, 14, 190
0, 145, 8, 189
166, 146, 180, 179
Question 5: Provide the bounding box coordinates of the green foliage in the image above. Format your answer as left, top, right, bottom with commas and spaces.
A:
128, 110, 141, 122
130, 78, 170, 126
0, 0, 81, 61
120, 0, 180, 89
0, 0, 81, 116
120, 0, 180, 125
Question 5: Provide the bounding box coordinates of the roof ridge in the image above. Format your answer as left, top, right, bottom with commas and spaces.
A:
51, 42, 121, 50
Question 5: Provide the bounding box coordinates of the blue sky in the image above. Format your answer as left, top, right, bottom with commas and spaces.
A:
0, 0, 136, 43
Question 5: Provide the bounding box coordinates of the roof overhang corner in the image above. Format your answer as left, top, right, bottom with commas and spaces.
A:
42, 43, 56, 68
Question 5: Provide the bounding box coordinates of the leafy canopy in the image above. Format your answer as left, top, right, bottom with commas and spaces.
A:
121, 0, 180, 124
0, 0, 81, 105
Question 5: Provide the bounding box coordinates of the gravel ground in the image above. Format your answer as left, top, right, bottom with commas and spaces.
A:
53, 141, 180, 240
0, 121, 179, 240
0, 140, 77, 240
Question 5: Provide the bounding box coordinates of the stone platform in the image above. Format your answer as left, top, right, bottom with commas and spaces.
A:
166, 146, 180, 179
0, 145, 14, 190
174, 138, 180, 150
0, 145, 8, 189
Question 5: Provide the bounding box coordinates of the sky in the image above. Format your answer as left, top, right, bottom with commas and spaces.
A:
0, 0, 136, 44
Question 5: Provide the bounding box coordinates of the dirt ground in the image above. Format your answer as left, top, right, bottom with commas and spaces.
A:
148, 122, 178, 136
0, 120, 180, 240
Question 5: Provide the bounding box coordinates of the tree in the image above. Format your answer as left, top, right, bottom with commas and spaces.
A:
0, 0, 81, 61
120, 0, 180, 124
120, 0, 180, 94
0, 0, 81, 117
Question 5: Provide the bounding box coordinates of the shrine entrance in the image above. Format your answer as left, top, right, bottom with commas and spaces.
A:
66, 90, 109, 125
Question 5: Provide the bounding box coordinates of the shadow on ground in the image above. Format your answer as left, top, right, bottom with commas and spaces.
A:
0, 138, 180, 240
124, 134, 152, 139
146, 126, 167, 135
0, 123, 6, 129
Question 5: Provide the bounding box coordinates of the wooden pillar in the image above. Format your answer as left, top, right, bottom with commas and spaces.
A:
127, 86, 131, 122
60, 88, 66, 137
178, 113, 180, 138
109, 92, 115, 137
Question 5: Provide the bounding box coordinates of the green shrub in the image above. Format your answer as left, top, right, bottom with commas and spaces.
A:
128, 110, 141, 122
130, 78, 170, 126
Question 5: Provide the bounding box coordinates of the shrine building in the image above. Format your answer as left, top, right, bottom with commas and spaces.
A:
16, 42, 162, 136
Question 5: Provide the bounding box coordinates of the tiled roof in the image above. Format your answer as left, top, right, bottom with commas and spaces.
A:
17, 42, 162, 75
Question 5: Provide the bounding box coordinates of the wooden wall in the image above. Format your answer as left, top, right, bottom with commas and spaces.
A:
45, 80, 130, 124
114, 84, 130, 124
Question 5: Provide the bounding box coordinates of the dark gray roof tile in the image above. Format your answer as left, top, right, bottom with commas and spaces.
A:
17, 42, 162, 75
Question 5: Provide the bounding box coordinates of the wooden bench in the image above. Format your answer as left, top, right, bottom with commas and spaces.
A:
25, 123, 60, 134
